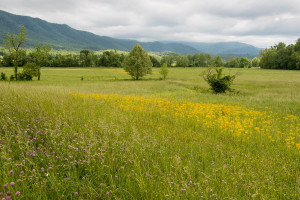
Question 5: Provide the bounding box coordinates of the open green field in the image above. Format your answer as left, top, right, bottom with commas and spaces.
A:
0, 67, 299, 199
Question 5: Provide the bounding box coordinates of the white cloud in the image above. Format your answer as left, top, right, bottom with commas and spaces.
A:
0, 0, 299, 47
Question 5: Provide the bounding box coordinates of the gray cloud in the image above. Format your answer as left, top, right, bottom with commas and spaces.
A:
0, 0, 299, 47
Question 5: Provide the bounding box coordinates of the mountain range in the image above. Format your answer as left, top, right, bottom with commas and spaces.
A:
0, 10, 260, 55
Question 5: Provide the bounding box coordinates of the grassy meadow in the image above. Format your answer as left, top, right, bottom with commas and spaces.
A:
0, 67, 299, 199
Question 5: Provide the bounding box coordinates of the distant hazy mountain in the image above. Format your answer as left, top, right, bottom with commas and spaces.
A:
0, 10, 260, 55
181, 42, 260, 55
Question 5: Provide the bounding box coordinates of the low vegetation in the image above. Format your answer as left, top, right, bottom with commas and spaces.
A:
0, 24, 299, 199
203, 67, 236, 93
0, 67, 299, 199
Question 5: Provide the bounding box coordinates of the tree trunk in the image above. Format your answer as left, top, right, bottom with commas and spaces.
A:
38, 68, 41, 80
14, 64, 18, 80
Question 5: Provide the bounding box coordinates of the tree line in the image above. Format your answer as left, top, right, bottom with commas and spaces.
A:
0, 49, 259, 69
259, 39, 300, 70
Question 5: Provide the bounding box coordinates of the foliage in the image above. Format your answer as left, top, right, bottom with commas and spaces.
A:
192, 53, 212, 67
259, 39, 300, 70
0, 72, 7, 80
0, 46, 261, 70
79, 49, 98, 67
176, 55, 189, 67
123, 44, 153, 80
23, 62, 40, 78
17, 71, 33, 81
98, 50, 125, 67
3, 25, 26, 80
159, 63, 169, 80
240, 57, 252, 68
251, 57, 260, 67
49, 54, 80, 67
160, 55, 174, 67
149, 56, 161, 68
225, 57, 240, 68
31, 44, 51, 80
2, 50, 28, 67
15, 62, 39, 81
203, 67, 236, 93
214, 56, 224, 67
9, 75, 14, 81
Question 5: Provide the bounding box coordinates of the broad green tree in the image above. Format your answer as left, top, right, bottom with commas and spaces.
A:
240, 57, 252, 68
161, 55, 173, 67
80, 49, 97, 67
251, 57, 260, 67
4, 25, 26, 80
123, 44, 152, 80
32, 44, 51, 80
225, 57, 240, 68
176, 55, 189, 67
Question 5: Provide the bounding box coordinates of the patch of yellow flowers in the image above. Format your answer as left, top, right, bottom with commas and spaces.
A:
71, 92, 299, 149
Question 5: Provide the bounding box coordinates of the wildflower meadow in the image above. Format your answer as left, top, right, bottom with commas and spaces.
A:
0, 67, 299, 199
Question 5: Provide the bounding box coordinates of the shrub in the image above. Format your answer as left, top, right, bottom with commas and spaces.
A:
9, 75, 15, 81
203, 67, 235, 93
17, 72, 33, 81
0, 72, 7, 81
23, 62, 40, 78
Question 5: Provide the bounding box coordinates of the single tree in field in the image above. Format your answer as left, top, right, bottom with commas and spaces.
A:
32, 44, 51, 80
159, 63, 169, 80
4, 25, 26, 80
123, 44, 152, 80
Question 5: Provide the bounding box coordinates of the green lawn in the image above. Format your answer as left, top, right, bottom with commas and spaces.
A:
0, 67, 299, 199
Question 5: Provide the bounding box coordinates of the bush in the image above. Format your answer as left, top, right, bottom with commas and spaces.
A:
0, 72, 7, 81
15, 62, 39, 81
18, 72, 33, 81
203, 67, 235, 93
9, 75, 15, 81
23, 62, 39, 77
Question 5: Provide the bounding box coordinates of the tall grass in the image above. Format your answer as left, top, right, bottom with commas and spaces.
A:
0, 68, 299, 199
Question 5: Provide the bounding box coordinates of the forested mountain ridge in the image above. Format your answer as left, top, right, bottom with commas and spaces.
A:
0, 10, 198, 54
0, 10, 260, 55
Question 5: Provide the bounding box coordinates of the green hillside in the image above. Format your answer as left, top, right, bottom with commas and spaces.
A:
0, 10, 260, 56
0, 10, 198, 54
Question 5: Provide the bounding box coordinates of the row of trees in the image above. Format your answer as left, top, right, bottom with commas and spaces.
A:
169, 54, 256, 68
259, 39, 300, 70
1, 44, 257, 70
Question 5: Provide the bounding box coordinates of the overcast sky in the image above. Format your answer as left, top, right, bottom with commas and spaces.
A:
1, 0, 299, 48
